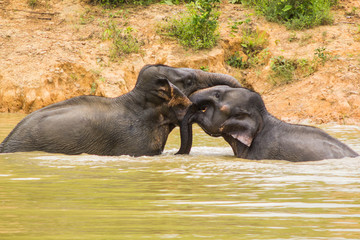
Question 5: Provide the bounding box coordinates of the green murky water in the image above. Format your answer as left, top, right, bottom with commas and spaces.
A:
1, 113, 360, 240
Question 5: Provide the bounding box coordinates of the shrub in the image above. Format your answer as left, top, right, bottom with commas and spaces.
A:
160, 0, 220, 50
28, 0, 37, 8
231, 0, 336, 30
227, 52, 250, 69
269, 56, 297, 85
102, 20, 142, 59
241, 27, 268, 56
227, 27, 269, 69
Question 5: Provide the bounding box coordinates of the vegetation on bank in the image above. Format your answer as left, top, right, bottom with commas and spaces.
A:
158, 0, 220, 49
269, 47, 333, 86
229, 0, 337, 30
87, 0, 338, 30
26, 0, 343, 84
102, 19, 142, 59
92, 0, 337, 83
226, 20, 269, 69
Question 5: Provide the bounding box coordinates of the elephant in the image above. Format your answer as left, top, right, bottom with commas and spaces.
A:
179, 86, 359, 161
0, 65, 241, 156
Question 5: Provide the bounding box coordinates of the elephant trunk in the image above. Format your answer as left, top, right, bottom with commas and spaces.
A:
176, 104, 197, 155
195, 70, 242, 89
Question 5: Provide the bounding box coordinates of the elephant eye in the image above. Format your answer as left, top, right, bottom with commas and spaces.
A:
199, 104, 208, 113
214, 92, 220, 99
185, 78, 192, 86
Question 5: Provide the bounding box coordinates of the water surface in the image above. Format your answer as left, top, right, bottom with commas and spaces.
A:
1, 113, 360, 239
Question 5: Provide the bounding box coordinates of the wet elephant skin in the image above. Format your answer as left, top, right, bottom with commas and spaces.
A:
184, 86, 359, 161
0, 65, 193, 156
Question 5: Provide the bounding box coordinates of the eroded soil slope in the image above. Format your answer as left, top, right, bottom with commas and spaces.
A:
0, 0, 359, 124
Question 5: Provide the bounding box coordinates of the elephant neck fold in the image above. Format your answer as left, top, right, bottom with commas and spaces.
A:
114, 90, 147, 110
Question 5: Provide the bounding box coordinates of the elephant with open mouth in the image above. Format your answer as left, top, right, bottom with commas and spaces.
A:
0, 65, 241, 156
179, 86, 359, 161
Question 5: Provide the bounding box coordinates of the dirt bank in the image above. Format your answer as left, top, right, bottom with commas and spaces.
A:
0, 0, 359, 124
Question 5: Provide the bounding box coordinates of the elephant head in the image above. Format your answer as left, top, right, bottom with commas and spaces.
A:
132, 65, 198, 155
179, 85, 359, 161
136, 64, 242, 96
134, 64, 194, 125
178, 86, 265, 156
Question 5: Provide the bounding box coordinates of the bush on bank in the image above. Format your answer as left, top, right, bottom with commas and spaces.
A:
230, 0, 338, 30
159, 0, 220, 50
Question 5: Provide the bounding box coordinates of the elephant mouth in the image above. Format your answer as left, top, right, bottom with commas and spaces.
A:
203, 128, 222, 137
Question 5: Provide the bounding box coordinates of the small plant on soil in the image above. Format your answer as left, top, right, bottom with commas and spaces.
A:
230, 0, 336, 30
314, 47, 331, 64
288, 32, 298, 42
227, 26, 269, 69
159, 0, 220, 50
355, 24, 360, 42
241, 27, 268, 56
90, 82, 98, 95
199, 66, 209, 71
102, 20, 142, 60
28, 0, 37, 8
269, 56, 297, 85
229, 18, 252, 34
227, 52, 250, 69
345, 7, 358, 17
80, 8, 95, 25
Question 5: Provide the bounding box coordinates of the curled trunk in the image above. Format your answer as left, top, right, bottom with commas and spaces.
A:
176, 105, 197, 155
195, 71, 242, 90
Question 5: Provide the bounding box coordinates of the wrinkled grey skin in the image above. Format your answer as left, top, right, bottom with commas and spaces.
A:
150, 64, 242, 96
151, 64, 242, 153
0, 65, 241, 156
183, 86, 359, 161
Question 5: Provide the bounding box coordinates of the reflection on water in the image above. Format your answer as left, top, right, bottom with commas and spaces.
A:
0, 113, 360, 239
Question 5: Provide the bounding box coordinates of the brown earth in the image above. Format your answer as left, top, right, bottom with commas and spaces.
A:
0, 0, 360, 125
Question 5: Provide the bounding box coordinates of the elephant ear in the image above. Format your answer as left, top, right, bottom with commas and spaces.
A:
154, 78, 172, 101
220, 114, 258, 147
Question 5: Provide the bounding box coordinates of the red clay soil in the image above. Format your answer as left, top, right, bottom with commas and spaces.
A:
0, 0, 359, 125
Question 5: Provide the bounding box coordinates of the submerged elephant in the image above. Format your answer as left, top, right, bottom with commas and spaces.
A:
179, 86, 359, 161
0, 65, 241, 156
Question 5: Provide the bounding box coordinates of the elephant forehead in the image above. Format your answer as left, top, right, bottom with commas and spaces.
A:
225, 89, 253, 102
190, 85, 230, 97
161, 67, 194, 80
